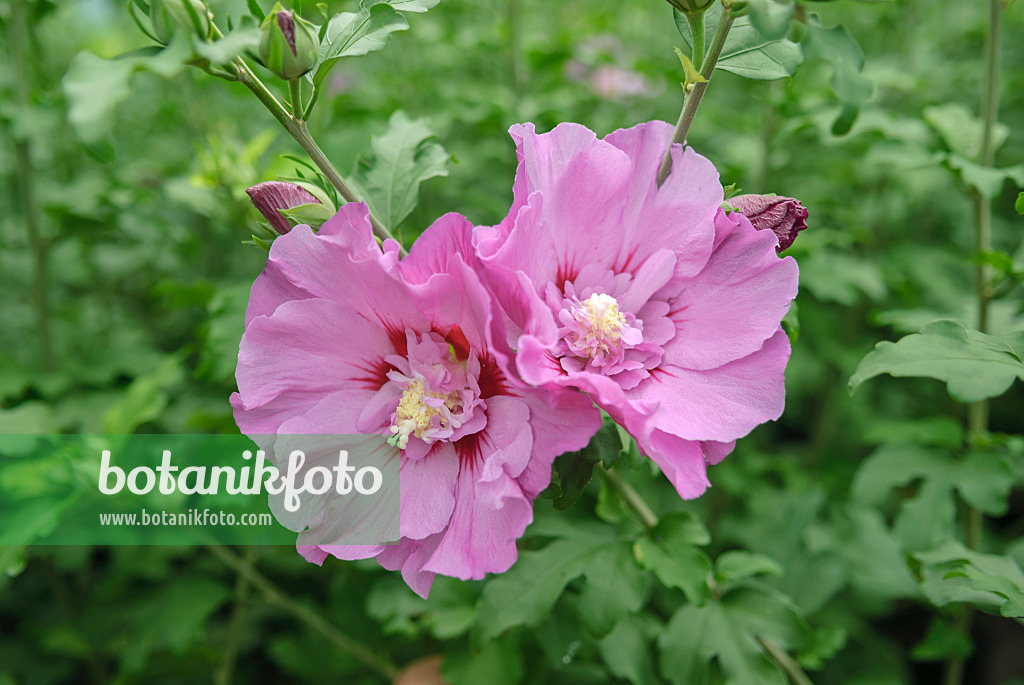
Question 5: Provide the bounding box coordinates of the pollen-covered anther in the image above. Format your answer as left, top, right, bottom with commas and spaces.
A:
388, 379, 457, 449
564, 293, 639, 358
583, 293, 627, 341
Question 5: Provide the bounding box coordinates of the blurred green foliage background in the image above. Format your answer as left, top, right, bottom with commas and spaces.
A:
1, 0, 1023, 683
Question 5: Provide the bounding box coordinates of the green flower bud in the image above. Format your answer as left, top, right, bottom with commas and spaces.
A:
149, 0, 211, 43
666, 0, 716, 15
259, 4, 321, 80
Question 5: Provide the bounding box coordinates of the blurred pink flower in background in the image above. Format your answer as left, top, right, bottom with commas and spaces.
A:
564, 34, 660, 101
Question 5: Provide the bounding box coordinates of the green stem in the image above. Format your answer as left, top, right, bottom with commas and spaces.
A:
657, 2, 735, 186
288, 77, 303, 120
206, 544, 400, 682
944, 1, 1002, 683
508, 0, 526, 102
686, 11, 706, 72
215, 549, 254, 685
232, 60, 405, 253
599, 465, 659, 530
10, 0, 55, 373
760, 638, 814, 685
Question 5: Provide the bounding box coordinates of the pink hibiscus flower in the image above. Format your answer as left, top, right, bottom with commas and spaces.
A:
476, 121, 799, 499
231, 204, 600, 598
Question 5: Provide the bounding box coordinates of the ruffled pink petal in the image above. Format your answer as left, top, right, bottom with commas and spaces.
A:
398, 212, 479, 285
603, 123, 722, 279
701, 440, 735, 466
490, 123, 633, 288
476, 396, 533, 488
662, 208, 798, 371
514, 388, 602, 498
400, 443, 460, 540
423, 467, 533, 580
640, 431, 711, 499
236, 298, 391, 409
618, 248, 677, 313
302, 544, 385, 564
630, 328, 791, 443
377, 533, 444, 599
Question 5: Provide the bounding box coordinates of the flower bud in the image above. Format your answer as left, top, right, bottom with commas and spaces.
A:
246, 181, 321, 235
150, 0, 211, 43
666, 0, 716, 15
259, 4, 320, 80
730, 194, 808, 253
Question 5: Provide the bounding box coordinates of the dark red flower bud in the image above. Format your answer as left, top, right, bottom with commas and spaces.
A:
730, 194, 808, 253
245, 181, 320, 235
278, 11, 297, 55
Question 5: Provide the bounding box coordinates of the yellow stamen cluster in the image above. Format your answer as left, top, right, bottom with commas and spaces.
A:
389, 379, 457, 449
583, 293, 627, 341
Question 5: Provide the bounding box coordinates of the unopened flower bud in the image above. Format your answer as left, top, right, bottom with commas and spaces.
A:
246, 181, 321, 235
150, 0, 211, 43
730, 194, 808, 253
259, 4, 320, 80
666, 0, 716, 15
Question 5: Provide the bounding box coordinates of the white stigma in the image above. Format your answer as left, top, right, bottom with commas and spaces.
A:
581, 293, 627, 341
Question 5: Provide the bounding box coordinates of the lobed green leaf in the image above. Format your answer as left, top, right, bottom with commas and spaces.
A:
850, 319, 1024, 402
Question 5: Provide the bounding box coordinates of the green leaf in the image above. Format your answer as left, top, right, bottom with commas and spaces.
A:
281, 202, 336, 230
717, 551, 784, 584
577, 543, 647, 637
474, 526, 613, 639
923, 103, 1009, 160
781, 300, 799, 343
121, 578, 229, 670
915, 541, 1024, 616
801, 17, 872, 134
910, 617, 972, 661
962, 567, 1024, 618
796, 625, 847, 670
852, 444, 1014, 550
862, 416, 964, 448
798, 250, 887, 305
548, 449, 597, 510
634, 513, 712, 604
850, 319, 1024, 402
954, 449, 1016, 515
247, 0, 266, 21
944, 154, 1024, 200
311, 4, 409, 90
675, 5, 803, 81
545, 418, 623, 510
0, 402, 59, 435
348, 110, 450, 230
366, 0, 440, 11
675, 47, 707, 91
893, 477, 954, 552
443, 639, 523, 685
745, 0, 795, 41
64, 41, 191, 143
659, 587, 806, 685
1016, 192, 1024, 214
833, 505, 920, 601
367, 575, 477, 639
102, 355, 184, 433
599, 615, 661, 685
192, 24, 260, 64
851, 444, 946, 507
